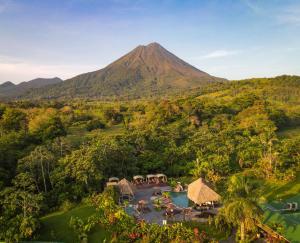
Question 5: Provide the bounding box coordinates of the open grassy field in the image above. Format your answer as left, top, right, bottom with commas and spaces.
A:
262, 194, 300, 243
66, 123, 125, 147
260, 173, 300, 242
36, 205, 110, 243
263, 173, 300, 201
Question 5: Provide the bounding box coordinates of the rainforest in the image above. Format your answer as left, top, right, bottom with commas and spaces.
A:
0, 75, 299, 242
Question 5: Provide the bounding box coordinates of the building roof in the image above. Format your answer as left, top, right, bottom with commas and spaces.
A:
156, 173, 167, 177
187, 178, 221, 204
118, 178, 136, 196
109, 177, 119, 182
133, 175, 144, 180
106, 181, 118, 187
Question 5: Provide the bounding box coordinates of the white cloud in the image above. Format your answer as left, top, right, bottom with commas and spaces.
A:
203, 50, 241, 58
277, 5, 300, 26
241, 1, 300, 27
190, 49, 242, 60
242, 0, 263, 15
0, 55, 100, 83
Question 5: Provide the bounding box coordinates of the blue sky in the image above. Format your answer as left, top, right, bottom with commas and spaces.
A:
0, 0, 299, 83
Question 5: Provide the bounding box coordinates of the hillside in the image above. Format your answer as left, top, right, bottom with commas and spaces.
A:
0, 77, 62, 99
23, 43, 225, 99
0, 75, 300, 242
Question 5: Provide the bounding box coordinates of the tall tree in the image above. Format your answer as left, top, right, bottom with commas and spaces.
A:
216, 174, 263, 242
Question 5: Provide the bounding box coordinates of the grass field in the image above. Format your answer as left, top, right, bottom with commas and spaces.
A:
263, 173, 300, 201
36, 205, 110, 243
262, 194, 300, 243
66, 123, 125, 147
260, 173, 300, 242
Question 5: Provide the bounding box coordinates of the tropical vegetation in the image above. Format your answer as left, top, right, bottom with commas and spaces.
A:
0, 75, 299, 242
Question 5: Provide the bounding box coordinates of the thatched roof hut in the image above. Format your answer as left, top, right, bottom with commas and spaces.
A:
187, 178, 221, 205
118, 178, 136, 196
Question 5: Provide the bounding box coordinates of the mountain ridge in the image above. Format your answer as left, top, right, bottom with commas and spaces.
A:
0, 81, 15, 88
0, 77, 63, 99
21, 43, 226, 99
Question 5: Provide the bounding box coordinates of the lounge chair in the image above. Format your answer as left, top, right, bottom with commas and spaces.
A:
164, 207, 182, 217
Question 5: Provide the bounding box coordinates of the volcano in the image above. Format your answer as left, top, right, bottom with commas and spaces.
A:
23, 42, 225, 99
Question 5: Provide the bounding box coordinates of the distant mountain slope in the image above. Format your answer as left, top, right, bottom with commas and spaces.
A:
23, 43, 225, 99
0, 77, 62, 99
0, 81, 15, 88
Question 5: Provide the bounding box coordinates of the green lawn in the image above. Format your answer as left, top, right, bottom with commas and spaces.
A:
262, 194, 300, 243
260, 174, 300, 242
36, 205, 110, 243
66, 123, 125, 147
263, 173, 300, 201
94, 123, 125, 137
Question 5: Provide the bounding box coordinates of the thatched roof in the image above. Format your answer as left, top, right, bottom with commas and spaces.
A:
187, 178, 221, 204
156, 173, 167, 178
118, 178, 136, 196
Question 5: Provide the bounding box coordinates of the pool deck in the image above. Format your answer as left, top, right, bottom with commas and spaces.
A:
128, 185, 216, 225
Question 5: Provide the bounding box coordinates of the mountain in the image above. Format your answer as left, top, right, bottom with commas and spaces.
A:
0, 81, 15, 88
0, 77, 63, 99
23, 43, 225, 99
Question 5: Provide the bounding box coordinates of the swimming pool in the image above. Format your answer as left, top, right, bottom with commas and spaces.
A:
124, 204, 135, 215
170, 191, 189, 208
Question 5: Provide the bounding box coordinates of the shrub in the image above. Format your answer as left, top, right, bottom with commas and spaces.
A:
59, 199, 76, 212
103, 185, 120, 204
86, 119, 106, 131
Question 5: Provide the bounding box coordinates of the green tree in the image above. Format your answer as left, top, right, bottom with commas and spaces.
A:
18, 146, 56, 193
0, 108, 27, 132
0, 173, 43, 242
216, 174, 263, 242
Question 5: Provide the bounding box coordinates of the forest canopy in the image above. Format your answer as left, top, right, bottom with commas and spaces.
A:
0, 75, 299, 242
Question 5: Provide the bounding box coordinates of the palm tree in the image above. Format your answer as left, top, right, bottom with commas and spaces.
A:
216, 174, 263, 242
227, 173, 256, 198
220, 198, 263, 242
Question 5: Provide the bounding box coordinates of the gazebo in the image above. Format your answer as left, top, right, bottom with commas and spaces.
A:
146, 174, 157, 184
118, 178, 136, 201
156, 173, 167, 183
187, 178, 221, 206
109, 177, 119, 183
106, 177, 119, 187
133, 175, 144, 185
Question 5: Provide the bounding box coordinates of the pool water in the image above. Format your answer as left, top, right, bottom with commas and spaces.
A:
170, 192, 189, 208
124, 205, 135, 215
